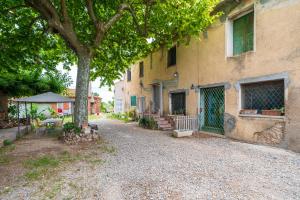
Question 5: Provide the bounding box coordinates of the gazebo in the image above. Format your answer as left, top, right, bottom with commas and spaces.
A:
14, 92, 75, 134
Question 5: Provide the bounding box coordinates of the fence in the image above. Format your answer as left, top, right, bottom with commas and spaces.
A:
172, 115, 198, 131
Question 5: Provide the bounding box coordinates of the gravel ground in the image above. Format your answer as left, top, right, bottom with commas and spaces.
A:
1, 119, 300, 199
77, 119, 300, 199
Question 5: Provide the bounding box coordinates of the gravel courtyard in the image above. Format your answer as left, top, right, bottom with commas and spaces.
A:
90, 119, 300, 199
1, 119, 299, 199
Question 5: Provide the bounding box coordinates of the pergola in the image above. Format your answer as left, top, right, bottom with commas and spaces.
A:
14, 92, 75, 134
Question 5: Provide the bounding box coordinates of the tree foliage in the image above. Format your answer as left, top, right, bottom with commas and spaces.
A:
0, 69, 72, 97
0, 0, 220, 127
0, 0, 220, 86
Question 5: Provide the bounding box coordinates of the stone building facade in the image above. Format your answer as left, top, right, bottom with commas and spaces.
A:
115, 0, 300, 152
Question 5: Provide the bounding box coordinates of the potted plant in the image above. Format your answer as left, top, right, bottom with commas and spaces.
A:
262, 107, 284, 116
240, 109, 258, 115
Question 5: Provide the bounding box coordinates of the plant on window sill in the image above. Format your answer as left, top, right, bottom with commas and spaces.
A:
262, 107, 285, 116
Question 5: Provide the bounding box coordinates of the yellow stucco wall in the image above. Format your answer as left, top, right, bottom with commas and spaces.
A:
119, 0, 300, 152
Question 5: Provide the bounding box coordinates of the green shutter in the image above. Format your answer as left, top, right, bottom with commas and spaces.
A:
233, 11, 254, 55
131, 96, 137, 106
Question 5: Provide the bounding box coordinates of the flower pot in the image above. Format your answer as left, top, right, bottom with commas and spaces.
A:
262, 110, 281, 116
240, 109, 258, 115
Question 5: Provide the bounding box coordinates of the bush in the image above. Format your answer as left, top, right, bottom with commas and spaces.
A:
127, 110, 137, 121
30, 104, 47, 120
138, 117, 157, 130
63, 122, 81, 134
3, 139, 13, 146
8, 104, 17, 119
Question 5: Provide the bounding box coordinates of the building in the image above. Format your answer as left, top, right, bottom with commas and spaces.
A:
114, 80, 125, 114
51, 87, 101, 115
116, 0, 300, 152
62, 88, 101, 115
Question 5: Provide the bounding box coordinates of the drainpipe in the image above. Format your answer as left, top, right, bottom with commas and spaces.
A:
160, 82, 163, 116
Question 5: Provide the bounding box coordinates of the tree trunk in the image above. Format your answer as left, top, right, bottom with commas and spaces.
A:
74, 54, 91, 128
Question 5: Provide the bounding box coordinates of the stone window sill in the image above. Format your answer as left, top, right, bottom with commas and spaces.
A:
239, 114, 286, 121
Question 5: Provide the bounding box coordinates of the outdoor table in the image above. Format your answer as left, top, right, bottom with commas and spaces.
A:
41, 118, 63, 127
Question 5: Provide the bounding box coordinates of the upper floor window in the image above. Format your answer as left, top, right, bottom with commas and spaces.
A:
127, 69, 131, 82
139, 62, 144, 77
167, 46, 176, 67
233, 11, 254, 55
226, 9, 254, 57
240, 80, 285, 116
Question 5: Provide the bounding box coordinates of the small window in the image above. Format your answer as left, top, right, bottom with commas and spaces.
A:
139, 62, 144, 77
130, 96, 137, 106
233, 11, 254, 55
241, 80, 285, 116
167, 46, 176, 67
127, 69, 131, 82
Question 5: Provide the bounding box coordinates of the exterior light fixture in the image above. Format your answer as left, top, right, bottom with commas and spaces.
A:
190, 84, 195, 90
173, 72, 178, 78
139, 80, 144, 88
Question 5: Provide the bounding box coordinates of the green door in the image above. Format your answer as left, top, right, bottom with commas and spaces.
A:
200, 86, 225, 134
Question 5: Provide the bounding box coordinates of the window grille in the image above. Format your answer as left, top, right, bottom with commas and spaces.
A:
241, 80, 284, 114
200, 86, 225, 134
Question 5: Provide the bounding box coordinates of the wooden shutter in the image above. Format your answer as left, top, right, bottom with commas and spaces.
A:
233, 11, 254, 55
131, 96, 136, 106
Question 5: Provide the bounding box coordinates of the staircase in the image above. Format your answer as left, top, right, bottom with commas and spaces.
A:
153, 115, 173, 131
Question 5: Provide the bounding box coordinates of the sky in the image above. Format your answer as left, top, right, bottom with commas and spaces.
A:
57, 64, 114, 103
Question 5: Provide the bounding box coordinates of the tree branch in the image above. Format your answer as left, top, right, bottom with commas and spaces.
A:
126, 4, 146, 37
60, 0, 72, 24
86, 0, 97, 27
25, 0, 86, 55
103, 3, 129, 32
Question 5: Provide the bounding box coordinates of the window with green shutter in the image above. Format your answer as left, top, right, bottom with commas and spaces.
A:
131, 96, 137, 106
233, 11, 254, 55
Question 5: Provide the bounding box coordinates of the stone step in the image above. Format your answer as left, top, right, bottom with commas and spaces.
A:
161, 127, 174, 131
159, 124, 172, 128
157, 120, 169, 125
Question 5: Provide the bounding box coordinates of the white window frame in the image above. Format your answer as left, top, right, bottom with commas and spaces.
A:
225, 5, 256, 57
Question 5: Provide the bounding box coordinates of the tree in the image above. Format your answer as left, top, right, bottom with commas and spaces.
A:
1, 0, 220, 128
0, 69, 72, 97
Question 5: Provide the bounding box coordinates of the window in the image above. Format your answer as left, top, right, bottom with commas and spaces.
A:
130, 96, 137, 106
241, 80, 285, 115
167, 46, 176, 67
139, 62, 144, 77
233, 11, 254, 55
127, 69, 131, 82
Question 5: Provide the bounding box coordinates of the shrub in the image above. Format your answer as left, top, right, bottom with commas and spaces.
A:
127, 110, 137, 121
8, 104, 17, 119
3, 139, 13, 146
63, 122, 81, 134
148, 117, 157, 130
138, 117, 157, 130
138, 117, 147, 128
